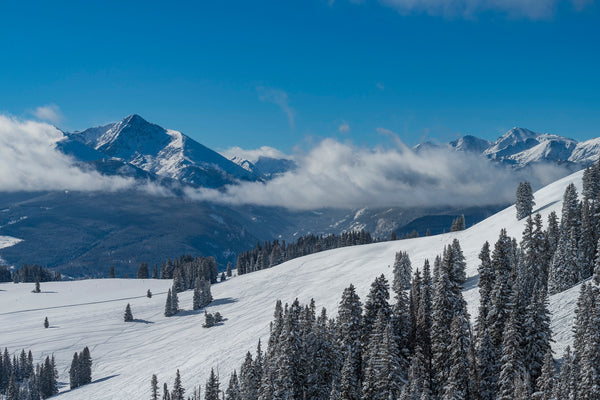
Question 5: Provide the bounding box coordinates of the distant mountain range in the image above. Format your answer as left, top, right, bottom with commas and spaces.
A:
418, 127, 600, 167
0, 115, 598, 277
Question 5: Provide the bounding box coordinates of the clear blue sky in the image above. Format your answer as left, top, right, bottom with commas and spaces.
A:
1, 0, 599, 152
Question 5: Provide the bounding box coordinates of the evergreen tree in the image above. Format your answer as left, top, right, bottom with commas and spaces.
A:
523, 291, 552, 388
226, 370, 241, 400
151, 374, 159, 400
137, 262, 150, 279
165, 289, 174, 317
171, 286, 179, 314
6, 373, 18, 400
548, 227, 579, 294
577, 199, 596, 280
172, 369, 185, 400
78, 346, 92, 385
362, 274, 391, 345
496, 311, 525, 400
124, 303, 134, 322
532, 349, 555, 400
44, 317, 49, 328
109, 266, 115, 278
203, 312, 215, 328
393, 251, 412, 292
69, 352, 79, 389
338, 349, 361, 400
226, 262, 233, 277
552, 347, 574, 400
476, 331, 497, 400
515, 181, 535, 220
163, 382, 170, 400
476, 241, 493, 335
442, 313, 473, 400
147, 289, 152, 298
240, 352, 258, 400
34, 279, 41, 293
205, 368, 220, 400
594, 239, 600, 284
450, 214, 466, 231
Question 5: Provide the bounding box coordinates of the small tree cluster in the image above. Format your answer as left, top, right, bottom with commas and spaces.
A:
69, 346, 92, 390
450, 214, 466, 231
164, 286, 180, 317
0, 348, 58, 399
203, 311, 223, 328
193, 277, 212, 310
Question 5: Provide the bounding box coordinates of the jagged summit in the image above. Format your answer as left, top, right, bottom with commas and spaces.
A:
64, 115, 259, 188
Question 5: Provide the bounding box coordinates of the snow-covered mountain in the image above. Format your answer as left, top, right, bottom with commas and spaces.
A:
450, 127, 598, 167
0, 169, 586, 399
63, 114, 259, 188
228, 155, 297, 179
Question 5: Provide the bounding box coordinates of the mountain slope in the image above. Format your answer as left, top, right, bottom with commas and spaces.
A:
0, 169, 586, 399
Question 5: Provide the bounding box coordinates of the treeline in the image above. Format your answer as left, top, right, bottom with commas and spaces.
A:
129, 255, 219, 285
236, 230, 375, 275
0, 264, 61, 284
0, 348, 59, 399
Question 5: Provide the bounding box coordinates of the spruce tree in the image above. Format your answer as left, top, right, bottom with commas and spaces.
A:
172, 369, 185, 400
226, 370, 240, 400
69, 352, 79, 389
152, 374, 159, 400
515, 181, 535, 220
442, 313, 473, 400
165, 289, 173, 317
532, 349, 555, 400
393, 251, 412, 292
496, 311, 525, 400
205, 368, 220, 400
124, 303, 134, 322
362, 274, 391, 345
171, 286, 179, 314
78, 346, 92, 385
44, 317, 49, 328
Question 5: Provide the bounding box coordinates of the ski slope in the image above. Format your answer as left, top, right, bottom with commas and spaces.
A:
0, 170, 585, 399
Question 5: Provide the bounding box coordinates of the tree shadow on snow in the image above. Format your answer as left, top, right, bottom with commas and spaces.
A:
210, 297, 237, 306
533, 200, 559, 215
463, 275, 479, 291
132, 319, 154, 324
55, 375, 119, 396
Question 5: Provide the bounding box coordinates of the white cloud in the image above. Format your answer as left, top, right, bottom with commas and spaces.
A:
377, 0, 592, 19
257, 87, 295, 128
32, 104, 63, 125
0, 115, 136, 192
185, 137, 571, 210
220, 146, 293, 163
338, 122, 350, 133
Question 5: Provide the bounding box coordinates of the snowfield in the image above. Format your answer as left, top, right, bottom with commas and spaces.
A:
0, 170, 585, 399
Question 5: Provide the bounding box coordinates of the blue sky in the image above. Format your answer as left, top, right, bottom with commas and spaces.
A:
1, 0, 599, 153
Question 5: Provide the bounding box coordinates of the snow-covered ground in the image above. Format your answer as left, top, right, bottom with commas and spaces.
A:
0, 170, 584, 399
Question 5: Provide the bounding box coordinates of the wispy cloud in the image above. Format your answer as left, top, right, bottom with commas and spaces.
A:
32, 104, 63, 125
338, 122, 350, 133
257, 86, 296, 128
376, 0, 592, 19
0, 115, 136, 192
220, 146, 292, 163
185, 137, 571, 210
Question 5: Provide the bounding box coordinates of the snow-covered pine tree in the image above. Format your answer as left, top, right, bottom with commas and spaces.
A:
203, 311, 215, 328
594, 240, 600, 284
531, 349, 555, 400
362, 274, 391, 346
548, 227, 579, 294
226, 262, 233, 277
172, 369, 185, 400
476, 241, 493, 335
78, 346, 92, 385
124, 303, 133, 322
165, 289, 174, 317
523, 290, 552, 390
151, 374, 159, 400
44, 316, 49, 328
393, 251, 412, 292
240, 351, 259, 400
496, 309, 525, 400
442, 313, 474, 400
476, 330, 497, 400
515, 181, 535, 220
163, 382, 170, 400
552, 347, 575, 400
577, 199, 596, 280
226, 370, 240, 400
171, 285, 179, 314
69, 352, 79, 389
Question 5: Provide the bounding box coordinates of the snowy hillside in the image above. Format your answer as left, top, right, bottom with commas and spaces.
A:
0, 170, 586, 399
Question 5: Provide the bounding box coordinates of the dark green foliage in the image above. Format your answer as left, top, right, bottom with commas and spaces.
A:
515, 181, 535, 220
151, 374, 159, 400
450, 214, 466, 231
44, 317, 49, 329
124, 303, 133, 322
147, 289, 153, 298
11, 264, 61, 283
137, 262, 150, 279
172, 369, 185, 400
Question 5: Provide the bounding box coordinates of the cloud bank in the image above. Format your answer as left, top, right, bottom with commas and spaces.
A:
186, 137, 571, 210
0, 116, 135, 192
220, 145, 292, 163
378, 0, 593, 19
